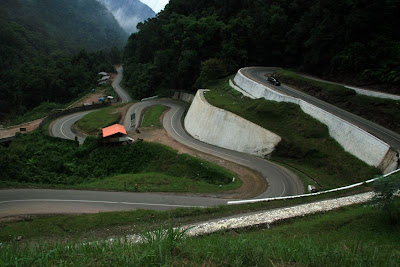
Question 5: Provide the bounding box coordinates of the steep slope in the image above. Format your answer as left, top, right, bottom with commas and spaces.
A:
97, 0, 155, 34
123, 0, 400, 99
0, 0, 128, 53
0, 0, 126, 121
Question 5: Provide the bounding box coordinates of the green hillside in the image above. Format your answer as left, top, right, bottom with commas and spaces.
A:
123, 0, 400, 99
0, 0, 128, 122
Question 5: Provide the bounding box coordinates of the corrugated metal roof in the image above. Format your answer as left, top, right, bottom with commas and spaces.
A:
102, 124, 127, 138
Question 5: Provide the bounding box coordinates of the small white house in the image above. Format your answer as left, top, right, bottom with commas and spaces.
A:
98, 76, 110, 82
98, 72, 108, 76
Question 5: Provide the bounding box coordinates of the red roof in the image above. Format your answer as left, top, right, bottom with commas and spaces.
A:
102, 124, 127, 138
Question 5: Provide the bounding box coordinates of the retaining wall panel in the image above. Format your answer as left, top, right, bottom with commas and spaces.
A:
234, 68, 395, 169
185, 90, 281, 157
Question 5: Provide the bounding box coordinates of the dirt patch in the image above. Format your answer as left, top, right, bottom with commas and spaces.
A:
0, 118, 44, 139
110, 72, 118, 81
128, 127, 267, 199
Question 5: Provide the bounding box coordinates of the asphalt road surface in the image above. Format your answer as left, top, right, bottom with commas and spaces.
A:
125, 99, 303, 199
3, 69, 304, 218
113, 66, 132, 103
51, 111, 93, 144
0, 189, 227, 218
242, 67, 400, 152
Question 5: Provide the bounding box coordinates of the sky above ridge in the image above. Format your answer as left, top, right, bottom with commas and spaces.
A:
140, 0, 169, 13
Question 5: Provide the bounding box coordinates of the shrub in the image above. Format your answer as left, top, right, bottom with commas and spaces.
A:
373, 173, 400, 224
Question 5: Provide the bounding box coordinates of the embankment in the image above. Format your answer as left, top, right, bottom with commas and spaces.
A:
233, 68, 398, 173
184, 90, 281, 157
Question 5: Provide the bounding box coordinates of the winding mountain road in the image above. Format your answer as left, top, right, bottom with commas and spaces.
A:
1, 68, 305, 218
242, 67, 400, 152
113, 66, 132, 103
51, 111, 92, 144
124, 100, 303, 199
0, 189, 227, 218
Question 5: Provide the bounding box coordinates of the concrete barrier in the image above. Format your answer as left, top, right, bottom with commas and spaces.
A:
141, 96, 159, 101
39, 102, 111, 128
184, 90, 281, 157
234, 68, 398, 172
172, 91, 195, 103
228, 168, 400, 205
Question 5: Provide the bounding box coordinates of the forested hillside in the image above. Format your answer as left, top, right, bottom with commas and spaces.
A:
0, 0, 128, 122
0, 0, 128, 53
123, 0, 400, 98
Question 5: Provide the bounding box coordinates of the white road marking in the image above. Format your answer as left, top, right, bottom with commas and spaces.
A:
0, 199, 204, 208
280, 180, 286, 197
170, 108, 250, 163
60, 113, 85, 139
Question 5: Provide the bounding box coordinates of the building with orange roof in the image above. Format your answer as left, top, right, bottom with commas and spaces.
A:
102, 124, 133, 144
102, 124, 127, 138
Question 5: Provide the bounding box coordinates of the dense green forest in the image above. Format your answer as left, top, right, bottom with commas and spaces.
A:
123, 0, 400, 99
0, 0, 127, 122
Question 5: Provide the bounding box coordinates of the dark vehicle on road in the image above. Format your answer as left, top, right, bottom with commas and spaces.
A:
267, 76, 281, 86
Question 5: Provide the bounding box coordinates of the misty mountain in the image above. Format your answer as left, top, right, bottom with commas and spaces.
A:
0, 0, 125, 119
0, 0, 128, 53
97, 0, 155, 34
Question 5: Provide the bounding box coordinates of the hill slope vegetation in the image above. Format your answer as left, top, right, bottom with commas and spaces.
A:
0, 0, 128, 122
123, 0, 400, 99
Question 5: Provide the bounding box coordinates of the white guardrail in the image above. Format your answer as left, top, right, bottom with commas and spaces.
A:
227, 168, 400, 205
141, 95, 159, 101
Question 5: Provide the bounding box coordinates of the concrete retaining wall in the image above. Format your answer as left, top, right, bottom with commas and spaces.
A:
234, 68, 397, 172
184, 90, 281, 157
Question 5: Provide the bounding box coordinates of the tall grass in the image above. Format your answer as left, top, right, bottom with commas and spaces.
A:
1, 204, 399, 266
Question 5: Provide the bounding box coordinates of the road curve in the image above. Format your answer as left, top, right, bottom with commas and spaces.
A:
113, 66, 132, 103
125, 100, 303, 199
0, 189, 227, 218
51, 66, 130, 144
242, 67, 400, 152
51, 111, 93, 144
8, 69, 303, 218
295, 72, 400, 101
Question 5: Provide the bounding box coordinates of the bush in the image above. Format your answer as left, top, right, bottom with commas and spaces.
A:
1, 131, 233, 187
373, 173, 400, 224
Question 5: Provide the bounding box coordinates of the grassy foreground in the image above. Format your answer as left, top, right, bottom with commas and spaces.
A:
141, 104, 167, 127
0, 186, 371, 243
1, 199, 399, 266
275, 69, 400, 133
205, 77, 379, 189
